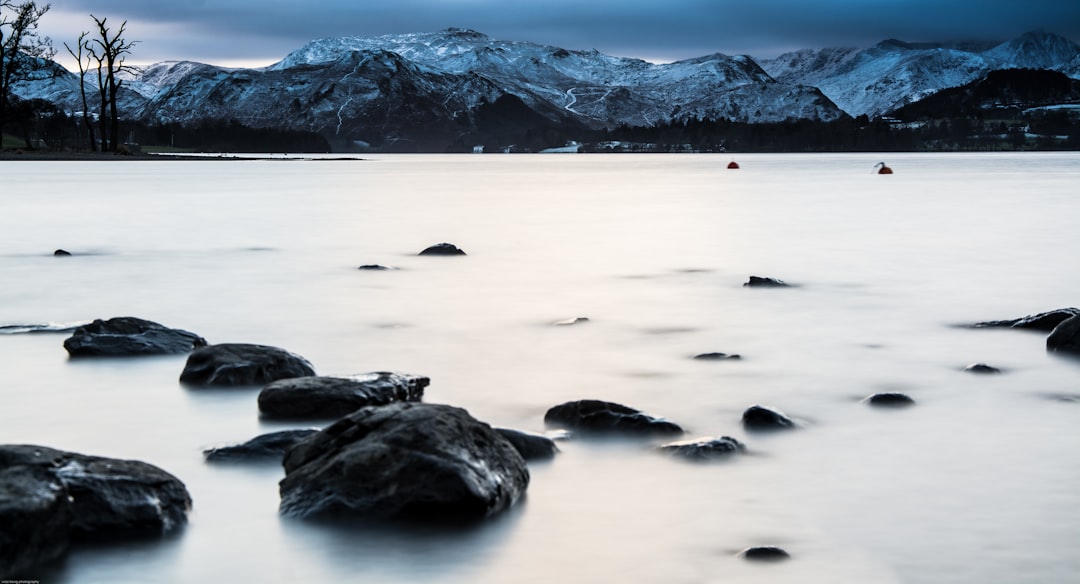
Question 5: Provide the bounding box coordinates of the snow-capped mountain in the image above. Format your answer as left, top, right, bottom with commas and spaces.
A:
761, 30, 1080, 117
10, 28, 1080, 150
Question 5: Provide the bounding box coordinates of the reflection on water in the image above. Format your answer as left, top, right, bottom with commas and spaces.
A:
1, 153, 1079, 583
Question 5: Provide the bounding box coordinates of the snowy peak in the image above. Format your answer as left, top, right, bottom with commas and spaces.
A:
761, 29, 1080, 117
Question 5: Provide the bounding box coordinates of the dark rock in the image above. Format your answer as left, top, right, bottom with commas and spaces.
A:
741, 405, 796, 431
53, 249, 72, 256
964, 363, 1001, 374
357, 264, 393, 270
863, 392, 915, 407
203, 430, 319, 463
658, 436, 746, 460
0, 464, 73, 577
739, 546, 791, 561
494, 428, 559, 461
972, 307, 1079, 332
418, 242, 466, 256
693, 352, 741, 361
743, 276, 790, 287
179, 343, 316, 386
0, 444, 191, 538
1047, 315, 1080, 356
258, 372, 429, 420
544, 399, 684, 437
63, 317, 207, 357
279, 402, 528, 521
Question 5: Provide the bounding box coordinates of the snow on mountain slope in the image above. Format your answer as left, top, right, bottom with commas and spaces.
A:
761, 30, 1080, 117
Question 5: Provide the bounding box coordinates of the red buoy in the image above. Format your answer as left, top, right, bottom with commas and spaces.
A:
727, 161, 740, 169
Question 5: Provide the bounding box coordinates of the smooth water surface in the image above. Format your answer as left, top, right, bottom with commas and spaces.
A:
1, 152, 1079, 583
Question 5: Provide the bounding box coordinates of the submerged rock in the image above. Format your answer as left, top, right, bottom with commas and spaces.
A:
418, 242, 466, 256
692, 352, 741, 361
658, 436, 746, 460
544, 399, 684, 437
494, 428, 560, 461
63, 317, 207, 357
971, 307, 1079, 332
863, 392, 915, 407
279, 402, 528, 521
552, 317, 590, 326
743, 276, 790, 287
738, 546, 791, 561
257, 372, 429, 420
0, 444, 192, 575
179, 343, 316, 386
53, 249, 72, 256
203, 430, 319, 463
964, 363, 1002, 374
1047, 315, 1080, 356
357, 264, 394, 271
741, 405, 796, 431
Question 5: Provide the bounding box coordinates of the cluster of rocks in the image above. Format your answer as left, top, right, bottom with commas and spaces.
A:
9, 258, 1072, 576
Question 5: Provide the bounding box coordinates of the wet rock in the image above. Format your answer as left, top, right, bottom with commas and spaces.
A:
418, 242, 466, 256
494, 428, 559, 461
741, 405, 796, 431
203, 429, 319, 463
544, 399, 684, 437
1047, 315, 1080, 356
63, 317, 207, 357
0, 464, 73, 577
964, 363, 1001, 374
743, 275, 790, 287
971, 307, 1079, 332
257, 372, 429, 420
53, 249, 72, 256
357, 264, 393, 270
0, 444, 191, 539
279, 402, 528, 521
179, 343, 316, 386
863, 392, 915, 407
693, 352, 741, 361
738, 546, 791, 561
658, 436, 746, 460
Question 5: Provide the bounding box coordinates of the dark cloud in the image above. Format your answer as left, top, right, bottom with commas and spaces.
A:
40, 0, 1080, 67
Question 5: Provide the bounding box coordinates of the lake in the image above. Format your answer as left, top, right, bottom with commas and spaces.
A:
1, 152, 1079, 583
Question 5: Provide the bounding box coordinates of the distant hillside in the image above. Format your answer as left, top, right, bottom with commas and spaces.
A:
892, 68, 1080, 120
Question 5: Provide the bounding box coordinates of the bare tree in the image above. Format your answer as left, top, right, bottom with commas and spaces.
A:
0, 1, 53, 139
86, 14, 136, 152
64, 31, 95, 150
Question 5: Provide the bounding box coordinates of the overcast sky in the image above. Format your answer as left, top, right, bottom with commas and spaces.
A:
37, 0, 1080, 69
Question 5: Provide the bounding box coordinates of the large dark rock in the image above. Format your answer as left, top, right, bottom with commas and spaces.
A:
279, 402, 529, 521
971, 307, 1080, 331
203, 430, 319, 463
544, 399, 684, 437
658, 436, 746, 460
418, 242, 466, 256
494, 428, 560, 461
741, 405, 796, 431
0, 444, 191, 576
1047, 315, 1080, 356
63, 317, 207, 357
258, 372, 429, 420
179, 343, 316, 386
0, 465, 73, 577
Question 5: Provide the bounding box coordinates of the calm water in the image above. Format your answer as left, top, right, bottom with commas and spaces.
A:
1, 152, 1079, 583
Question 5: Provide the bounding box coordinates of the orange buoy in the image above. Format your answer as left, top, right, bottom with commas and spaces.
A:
874, 161, 893, 174
727, 161, 740, 169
